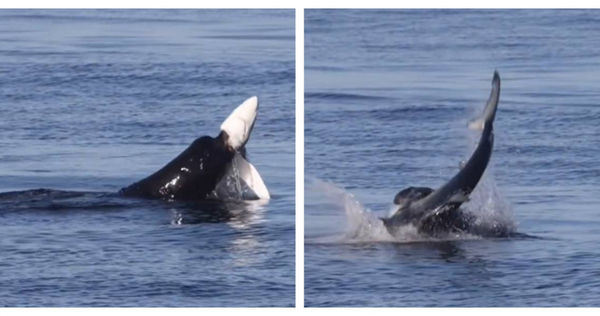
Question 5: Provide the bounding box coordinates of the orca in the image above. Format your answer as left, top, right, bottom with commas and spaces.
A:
119, 96, 270, 201
382, 71, 503, 238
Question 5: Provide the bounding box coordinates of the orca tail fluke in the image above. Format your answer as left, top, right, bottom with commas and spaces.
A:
216, 97, 270, 200
212, 152, 271, 200
220, 96, 259, 150
409, 71, 501, 215
243, 159, 270, 200
468, 71, 501, 131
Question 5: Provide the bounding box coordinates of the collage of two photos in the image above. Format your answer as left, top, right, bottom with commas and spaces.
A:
0, 9, 295, 307
1, 8, 599, 308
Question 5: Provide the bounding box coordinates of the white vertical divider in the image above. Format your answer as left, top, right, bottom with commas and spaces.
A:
295, 8, 305, 309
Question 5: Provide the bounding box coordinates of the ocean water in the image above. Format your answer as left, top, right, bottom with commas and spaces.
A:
0, 9, 294, 307
305, 9, 600, 307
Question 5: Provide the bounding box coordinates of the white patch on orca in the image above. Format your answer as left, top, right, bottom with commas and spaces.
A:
240, 158, 270, 200
211, 152, 270, 201
220, 96, 258, 150
448, 191, 469, 203
468, 117, 485, 131
159, 175, 180, 198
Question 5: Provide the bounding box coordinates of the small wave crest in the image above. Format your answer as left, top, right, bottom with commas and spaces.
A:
305, 92, 392, 102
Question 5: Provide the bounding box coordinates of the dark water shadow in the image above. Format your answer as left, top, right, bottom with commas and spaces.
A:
0, 188, 267, 225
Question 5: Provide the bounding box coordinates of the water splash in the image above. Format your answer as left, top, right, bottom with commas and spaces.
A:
463, 167, 516, 234
461, 109, 517, 235
308, 179, 413, 243
307, 104, 517, 243
307, 169, 515, 243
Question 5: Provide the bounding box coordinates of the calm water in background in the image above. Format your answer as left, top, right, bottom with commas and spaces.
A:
0, 10, 294, 307
305, 10, 600, 307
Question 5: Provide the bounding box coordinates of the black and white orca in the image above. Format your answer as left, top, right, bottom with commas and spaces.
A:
119, 96, 270, 201
383, 71, 505, 238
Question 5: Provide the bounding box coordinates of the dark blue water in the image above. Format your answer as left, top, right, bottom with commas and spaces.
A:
0, 9, 294, 307
305, 9, 600, 307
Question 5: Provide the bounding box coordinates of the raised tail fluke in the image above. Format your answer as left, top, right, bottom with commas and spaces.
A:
216, 96, 270, 200
220, 96, 259, 150
468, 71, 501, 131
409, 71, 501, 216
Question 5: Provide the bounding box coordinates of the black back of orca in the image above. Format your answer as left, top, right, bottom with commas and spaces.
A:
119, 132, 235, 200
